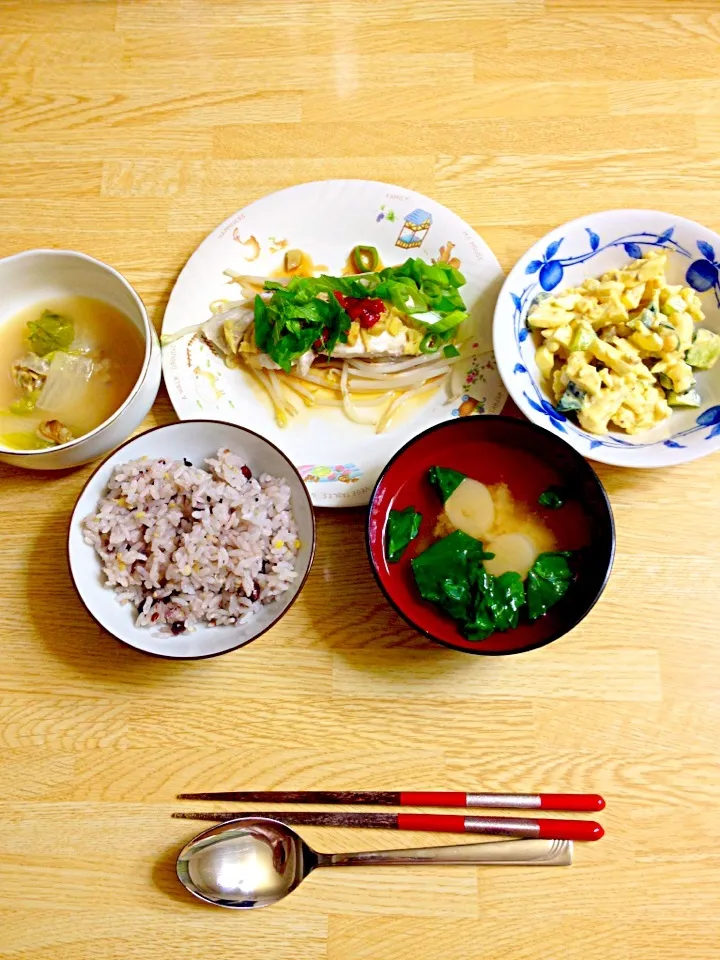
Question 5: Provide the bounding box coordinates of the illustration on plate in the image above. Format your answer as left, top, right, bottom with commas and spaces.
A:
396, 208, 433, 249
434, 240, 462, 269
451, 351, 498, 419
299, 463, 363, 484
376, 204, 396, 223
232, 230, 261, 261
453, 395, 484, 417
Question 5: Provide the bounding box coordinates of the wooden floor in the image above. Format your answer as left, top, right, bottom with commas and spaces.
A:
1, 1, 719, 958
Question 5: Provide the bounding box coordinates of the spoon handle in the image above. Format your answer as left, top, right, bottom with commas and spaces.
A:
318, 837, 572, 868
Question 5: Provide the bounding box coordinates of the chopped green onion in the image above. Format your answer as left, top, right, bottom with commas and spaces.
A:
420, 332, 441, 354
351, 245, 379, 273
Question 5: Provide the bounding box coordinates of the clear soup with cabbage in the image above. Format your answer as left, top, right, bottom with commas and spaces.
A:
0, 296, 145, 450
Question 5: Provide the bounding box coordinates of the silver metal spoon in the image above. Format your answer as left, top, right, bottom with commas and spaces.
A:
176, 816, 573, 909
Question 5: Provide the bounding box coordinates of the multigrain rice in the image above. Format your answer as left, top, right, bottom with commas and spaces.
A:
82, 448, 299, 633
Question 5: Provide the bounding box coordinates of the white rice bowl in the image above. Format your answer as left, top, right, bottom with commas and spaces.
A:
68, 421, 315, 658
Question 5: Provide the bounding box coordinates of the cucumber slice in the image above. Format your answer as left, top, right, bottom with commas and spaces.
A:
569, 326, 595, 352
556, 381, 586, 412
667, 389, 702, 407
686, 329, 720, 369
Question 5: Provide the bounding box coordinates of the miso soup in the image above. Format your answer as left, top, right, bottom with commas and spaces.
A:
0, 296, 145, 450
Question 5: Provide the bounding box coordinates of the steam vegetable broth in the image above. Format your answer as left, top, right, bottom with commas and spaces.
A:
0, 296, 144, 449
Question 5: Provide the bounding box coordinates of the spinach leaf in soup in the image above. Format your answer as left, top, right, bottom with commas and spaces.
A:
463, 570, 525, 640
526, 551, 573, 621
411, 532, 525, 640
411, 530, 491, 623
385, 507, 422, 563
428, 466, 467, 502
411, 528, 574, 640
485, 570, 526, 632
538, 486, 566, 510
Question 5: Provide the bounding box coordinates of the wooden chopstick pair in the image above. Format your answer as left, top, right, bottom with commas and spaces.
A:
174, 790, 606, 841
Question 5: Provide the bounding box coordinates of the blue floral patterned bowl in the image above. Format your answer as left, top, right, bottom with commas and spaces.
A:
493, 210, 720, 467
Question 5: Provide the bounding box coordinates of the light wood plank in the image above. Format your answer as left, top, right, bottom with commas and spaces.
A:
1, 2, 719, 958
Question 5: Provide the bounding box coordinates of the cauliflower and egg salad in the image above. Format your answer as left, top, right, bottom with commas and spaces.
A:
163, 246, 471, 434
528, 251, 720, 435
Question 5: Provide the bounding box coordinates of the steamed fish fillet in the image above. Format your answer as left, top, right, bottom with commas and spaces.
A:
331, 329, 417, 359
200, 304, 255, 355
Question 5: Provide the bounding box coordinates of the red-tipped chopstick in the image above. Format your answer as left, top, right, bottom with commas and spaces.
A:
172, 810, 604, 841
176, 790, 605, 812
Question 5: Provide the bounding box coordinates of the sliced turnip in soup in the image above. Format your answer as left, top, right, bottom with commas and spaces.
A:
444, 478, 495, 540
484, 532, 539, 580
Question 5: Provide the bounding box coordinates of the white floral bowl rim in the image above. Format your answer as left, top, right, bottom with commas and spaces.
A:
493, 209, 720, 468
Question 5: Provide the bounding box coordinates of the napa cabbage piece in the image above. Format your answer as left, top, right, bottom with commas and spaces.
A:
27, 310, 74, 357
35, 352, 94, 423
0, 411, 52, 450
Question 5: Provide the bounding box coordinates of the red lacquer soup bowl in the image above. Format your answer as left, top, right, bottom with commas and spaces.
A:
366, 416, 615, 656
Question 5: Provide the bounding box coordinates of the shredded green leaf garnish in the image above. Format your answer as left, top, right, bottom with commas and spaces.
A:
253, 257, 469, 370
26, 310, 74, 357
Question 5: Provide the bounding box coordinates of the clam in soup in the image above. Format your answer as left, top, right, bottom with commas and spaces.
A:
0, 296, 145, 450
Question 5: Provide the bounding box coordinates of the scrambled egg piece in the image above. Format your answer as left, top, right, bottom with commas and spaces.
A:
528, 251, 720, 435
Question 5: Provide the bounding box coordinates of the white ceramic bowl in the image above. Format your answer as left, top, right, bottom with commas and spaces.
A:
0, 249, 161, 469
68, 420, 316, 659
494, 210, 720, 467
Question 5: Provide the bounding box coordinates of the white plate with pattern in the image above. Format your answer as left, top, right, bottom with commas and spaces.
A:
162, 180, 506, 506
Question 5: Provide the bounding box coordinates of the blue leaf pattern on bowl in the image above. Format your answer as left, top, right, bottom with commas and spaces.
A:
697, 240, 716, 261
686, 259, 718, 293
539, 260, 563, 291
544, 238, 563, 261
697, 404, 720, 427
